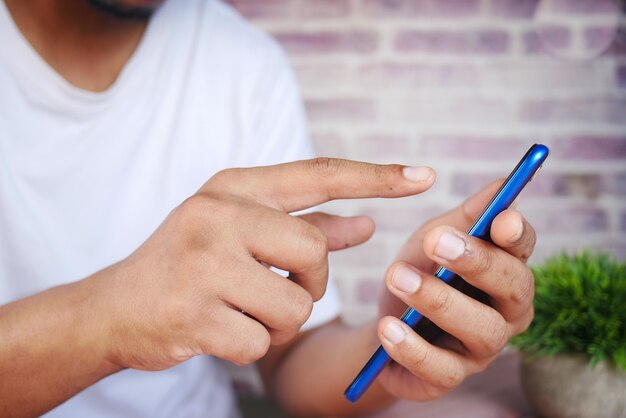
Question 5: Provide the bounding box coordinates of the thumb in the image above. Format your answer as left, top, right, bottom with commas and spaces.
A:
297, 212, 375, 251
392, 179, 505, 270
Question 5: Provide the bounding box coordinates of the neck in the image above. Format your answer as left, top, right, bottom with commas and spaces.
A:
5, 0, 148, 92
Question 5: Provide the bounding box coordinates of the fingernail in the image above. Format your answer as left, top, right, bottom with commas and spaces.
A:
383, 321, 406, 345
392, 267, 422, 294
435, 231, 466, 261
403, 166, 433, 183
509, 217, 524, 243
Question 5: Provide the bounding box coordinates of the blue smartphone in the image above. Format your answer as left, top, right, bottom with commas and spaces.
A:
344, 143, 549, 403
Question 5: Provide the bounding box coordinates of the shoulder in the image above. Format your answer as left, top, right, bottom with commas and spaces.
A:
206, 1, 282, 53
182, 0, 290, 76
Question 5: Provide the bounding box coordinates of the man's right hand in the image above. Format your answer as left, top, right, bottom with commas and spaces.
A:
92, 158, 436, 371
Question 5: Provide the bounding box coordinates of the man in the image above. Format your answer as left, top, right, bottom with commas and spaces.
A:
0, 0, 537, 417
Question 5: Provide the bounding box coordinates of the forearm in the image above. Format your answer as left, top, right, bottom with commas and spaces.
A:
0, 268, 120, 418
267, 319, 396, 417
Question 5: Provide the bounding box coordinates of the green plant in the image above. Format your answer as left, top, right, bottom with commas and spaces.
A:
511, 251, 626, 371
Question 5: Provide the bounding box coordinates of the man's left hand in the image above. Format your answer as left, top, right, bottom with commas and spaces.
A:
375, 180, 536, 401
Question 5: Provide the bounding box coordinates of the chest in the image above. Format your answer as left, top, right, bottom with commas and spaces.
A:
0, 83, 238, 300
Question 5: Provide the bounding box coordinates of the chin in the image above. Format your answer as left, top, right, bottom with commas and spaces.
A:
86, 0, 165, 20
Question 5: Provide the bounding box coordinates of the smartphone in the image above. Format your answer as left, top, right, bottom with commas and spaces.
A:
344, 143, 550, 403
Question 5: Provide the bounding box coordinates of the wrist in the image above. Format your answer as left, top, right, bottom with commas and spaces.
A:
77, 265, 126, 375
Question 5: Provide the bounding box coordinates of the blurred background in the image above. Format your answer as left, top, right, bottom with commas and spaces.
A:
226, 0, 626, 326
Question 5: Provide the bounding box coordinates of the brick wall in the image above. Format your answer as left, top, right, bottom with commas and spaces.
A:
228, 0, 626, 323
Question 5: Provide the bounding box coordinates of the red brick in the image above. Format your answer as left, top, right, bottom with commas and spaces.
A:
228, 0, 626, 317
523, 27, 571, 54
305, 98, 377, 123
450, 173, 505, 197
601, 172, 626, 195
295, 0, 351, 18
361, 206, 446, 231
550, 0, 620, 15
419, 136, 530, 160
360, 0, 480, 18
524, 206, 609, 233
385, 98, 513, 125
451, 171, 605, 199
488, 61, 613, 92
519, 98, 626, 124
550, 136, 626, 160
524, 173, 602, 198
275, 31, 379, 55
608, 25, 626, 55
618, 65, 626, 90
358, 62, 480, 89
311, 132, 350, 158
531, 241, 590, 262
489, 0, 538, 18
584, 25, 620, 53
336, 242, 388, 267
355, 134, 413, 157
227, 0, 291, 19
356, 278, 382, 303
291, 63, 354, 93
395, 30, 509, 54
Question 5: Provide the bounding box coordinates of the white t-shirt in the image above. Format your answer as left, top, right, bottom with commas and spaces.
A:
0, 0, 342, 416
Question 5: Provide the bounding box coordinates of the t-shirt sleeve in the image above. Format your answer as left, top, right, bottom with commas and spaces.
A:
241, 40, 342, 331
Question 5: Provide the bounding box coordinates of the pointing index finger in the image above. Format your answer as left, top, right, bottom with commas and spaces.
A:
204, 158, 436, 212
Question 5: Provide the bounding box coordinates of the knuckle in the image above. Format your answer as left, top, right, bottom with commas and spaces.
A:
514, 306, 535, 335
482, 314, 509, 354
179, 194, 214, 221
519, 222, 537, 258
426, 287, 452, 314
408, 342, 430, 370
471, 358, 490, 374
309, 276, 328, 302
309, 157, 342, 178
270, 329, 298, 346
209, 168, 243, 187
252, 330, 272, 359
441, 363, 465, 390
306, 227, 329, 263
373, 164, 400, 192
372, 163, 389, 182
178, 194, 237, 228
473, 248, 494, 276
510, 267, 535, 305
519, 247, 534, 263
517, 240, 535, 262
174, 195, 222, 244
511, 304, 535, 336
290, 291, 314, 328
527, 224, 537, 249
238, 329, 271, 365
422, 382, 446, 400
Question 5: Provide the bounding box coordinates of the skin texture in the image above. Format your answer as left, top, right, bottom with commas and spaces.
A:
0, 2, 539, 417
0, 158, 436, 418
374, 183, 536, 402
259, 182, 537, 417
5, 0, 150, 91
